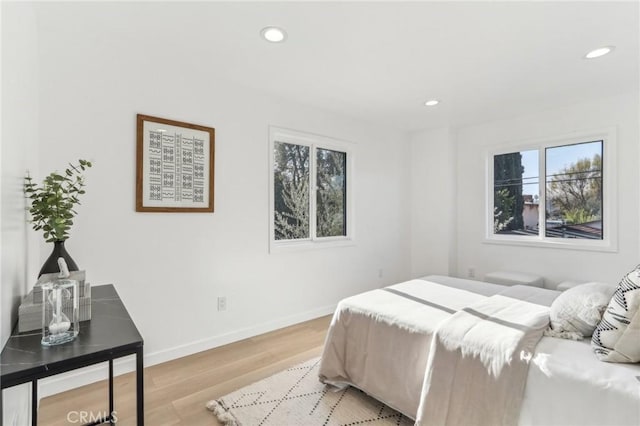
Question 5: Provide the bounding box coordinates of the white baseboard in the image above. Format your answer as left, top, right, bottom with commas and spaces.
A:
39, 304, 336, 398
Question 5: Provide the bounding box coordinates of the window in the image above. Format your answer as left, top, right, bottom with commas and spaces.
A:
488, 129, 616, 251
270, 127, 353, 251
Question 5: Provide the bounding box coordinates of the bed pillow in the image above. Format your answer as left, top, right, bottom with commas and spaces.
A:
545, 282, 615, 340
591, 265, 640, 363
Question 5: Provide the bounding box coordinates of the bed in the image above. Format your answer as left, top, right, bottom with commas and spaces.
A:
318, 275, 640, 426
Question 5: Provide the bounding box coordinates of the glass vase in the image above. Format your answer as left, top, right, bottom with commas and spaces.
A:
41, 279, 79, 346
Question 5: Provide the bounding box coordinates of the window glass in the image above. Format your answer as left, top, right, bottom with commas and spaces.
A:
316, 148, 347, 237
493, 150, 539, 235
273, 142, 310, 240
545, 141, 603, 240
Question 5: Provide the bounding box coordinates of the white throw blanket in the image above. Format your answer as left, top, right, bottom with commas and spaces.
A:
318, 280, 488, 417
416, 294, 550, 426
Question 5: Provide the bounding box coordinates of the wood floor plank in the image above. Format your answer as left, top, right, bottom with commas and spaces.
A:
170, 347, 324, 421
38, 315, 331, 425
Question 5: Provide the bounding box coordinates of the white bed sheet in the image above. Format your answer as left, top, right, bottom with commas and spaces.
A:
319, 275, 640, 426
522, 337, 640, 426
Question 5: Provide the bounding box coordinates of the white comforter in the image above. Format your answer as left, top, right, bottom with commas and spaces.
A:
319, 276, 640, 426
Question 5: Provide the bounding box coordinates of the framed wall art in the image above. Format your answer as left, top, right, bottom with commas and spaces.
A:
136, 114, 215, 212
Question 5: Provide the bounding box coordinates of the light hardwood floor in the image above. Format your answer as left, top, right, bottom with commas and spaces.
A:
39, 315, 332, 426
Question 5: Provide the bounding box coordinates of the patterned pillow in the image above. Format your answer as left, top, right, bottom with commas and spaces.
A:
591, 265, 640, 363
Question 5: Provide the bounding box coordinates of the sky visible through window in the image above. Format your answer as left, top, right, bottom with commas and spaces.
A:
520, 141, 602, 199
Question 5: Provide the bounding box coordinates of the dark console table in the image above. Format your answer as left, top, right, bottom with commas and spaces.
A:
1, 284, 144, 425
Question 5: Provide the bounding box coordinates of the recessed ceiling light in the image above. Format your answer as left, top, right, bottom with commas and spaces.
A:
261, 26, 287, 43
424, 99, 440, 107
584, 46, 615, 59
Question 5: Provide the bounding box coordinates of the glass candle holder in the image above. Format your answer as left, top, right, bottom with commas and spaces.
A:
41, 279, 79, 346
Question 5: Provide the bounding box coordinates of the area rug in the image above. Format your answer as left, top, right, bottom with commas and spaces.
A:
206, 357, 413, 426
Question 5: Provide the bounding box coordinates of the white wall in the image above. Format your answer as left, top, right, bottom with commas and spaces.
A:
28, 2, 411, 384
409, 127, 457, 277
455, 93, 639, 288
1, 2, 40, 424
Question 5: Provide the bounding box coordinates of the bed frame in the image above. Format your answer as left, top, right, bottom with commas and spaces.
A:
318, 275, 640, 426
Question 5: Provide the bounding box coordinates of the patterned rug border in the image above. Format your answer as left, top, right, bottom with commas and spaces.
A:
207, 399, 240, 426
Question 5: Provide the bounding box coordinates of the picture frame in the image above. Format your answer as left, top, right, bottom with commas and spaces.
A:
136, 114, 215, 212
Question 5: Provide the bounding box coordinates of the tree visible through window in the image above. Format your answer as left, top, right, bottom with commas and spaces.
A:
316, 148, 346, 238
273, 142, 310, 240
493, 140, 603, 240
273, 141, 348, 242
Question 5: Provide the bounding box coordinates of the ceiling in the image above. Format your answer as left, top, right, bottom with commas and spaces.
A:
39, 1, 639, 132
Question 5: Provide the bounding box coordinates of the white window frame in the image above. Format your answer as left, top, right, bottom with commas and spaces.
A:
269, 126, 355, 253
485, 127, 617, 252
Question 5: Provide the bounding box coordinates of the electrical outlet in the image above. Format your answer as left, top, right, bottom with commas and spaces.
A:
217, 296, 227, 311
468, 267, 476, 278
378, 268, 384, 278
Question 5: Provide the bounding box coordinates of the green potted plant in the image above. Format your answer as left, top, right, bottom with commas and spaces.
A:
24, 159, 92, 277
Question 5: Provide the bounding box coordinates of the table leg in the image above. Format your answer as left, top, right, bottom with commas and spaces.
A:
136, 348, 144, 426
108, 359, 114, 425
31, 380, 37, 426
